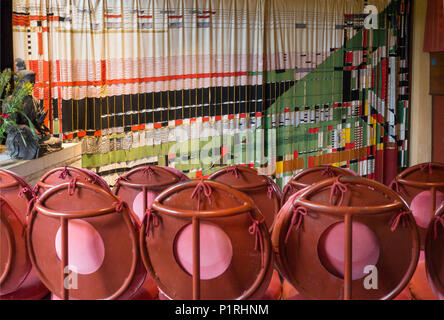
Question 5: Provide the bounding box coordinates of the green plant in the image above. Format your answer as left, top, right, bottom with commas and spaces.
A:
0, 68, 38, 146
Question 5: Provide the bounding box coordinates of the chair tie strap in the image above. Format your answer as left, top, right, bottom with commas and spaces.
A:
225, 166, 240, 179
32, 184, 40, 195
330, 179, 348, 206
191, 180, 212, 210
18, 186, 34, 200
267, 185, 274, 199
144, 208, 161, 237
113, 199, 128, 213
390, 180, 407, 198
283, 183, 295, 195
59, 166, 71, 180
390, 210, 411, 232
23, 197, 39, 237
68, 177, 78, 196
143, 166, 155, 178
285, 206, 308, 244
248, 212, 265, 268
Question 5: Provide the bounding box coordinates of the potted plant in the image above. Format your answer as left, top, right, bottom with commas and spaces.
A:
0, 68, 39, 160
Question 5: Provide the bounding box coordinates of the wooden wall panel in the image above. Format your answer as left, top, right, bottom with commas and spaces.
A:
430, 53, 444, 95
433, 96, 444, 162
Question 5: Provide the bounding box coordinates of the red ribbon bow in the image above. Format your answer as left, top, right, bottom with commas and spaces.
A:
285, 206, 308, 244
283, 183, 295, 195
143, 166, 155, 178
113, 200, 127, 213
330, 179, 348, 206
390, 210, 411, 232
248, 212, 265, 268
59, 167, 71, 180
191, 180, 212, 209
18, 187, 34, 200
225, 166, 241, 179
390, 180, 407, 198
68, 177, 78, 196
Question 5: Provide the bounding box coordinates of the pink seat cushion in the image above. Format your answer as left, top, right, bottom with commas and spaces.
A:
132, 191, 159, 224
55, 219, 105, 275
318, 222, 380, 280
174, 222, 233, 280
410, 190, 444, 228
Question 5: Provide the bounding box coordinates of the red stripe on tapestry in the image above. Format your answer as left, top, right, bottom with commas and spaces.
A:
38, 33, 43, 55
56, 60, 62, 134
28, 15, 59, 21
101, 60, 107, 85
32, 71, 249, 88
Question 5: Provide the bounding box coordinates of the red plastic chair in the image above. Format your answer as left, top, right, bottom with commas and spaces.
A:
0, 169, 49, 300
113, 165, 189, 226
27, 180, 147, 300
208, 166, 281, 230
139, 180, 274, 300
34, 166, 112, 196
272, 176, 420, 300
281, 166, 357, 208
424, 201, 444, 300
390, 162, 444, 248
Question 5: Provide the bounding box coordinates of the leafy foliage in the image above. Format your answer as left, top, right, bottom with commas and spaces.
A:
0, 68, 38, 146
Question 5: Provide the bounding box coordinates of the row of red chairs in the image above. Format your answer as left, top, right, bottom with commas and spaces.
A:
0, 163, 443, 300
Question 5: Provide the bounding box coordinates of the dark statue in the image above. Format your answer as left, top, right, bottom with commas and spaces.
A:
3, 59, 62, 160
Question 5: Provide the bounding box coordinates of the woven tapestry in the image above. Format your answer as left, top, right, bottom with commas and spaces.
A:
12, 0, 410, 187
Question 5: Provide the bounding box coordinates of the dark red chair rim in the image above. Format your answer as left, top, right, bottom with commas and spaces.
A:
425, 201, 444, 298
272, 176, 420, 300
395, 162, 444, 188
140, 179, 273, 300
27, 181, 139, 300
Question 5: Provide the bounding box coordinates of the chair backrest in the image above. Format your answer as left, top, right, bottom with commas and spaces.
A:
0, 169, 49, 299
0, 169, 34, 220
281, 166, 357, 207
27, 181, 146, 300
272, 176, 420, 300
425, 201, 444, 300
208, 166, 281, 230
0, 197, 31, 296
390, 162, 444, 248
139, 179, 273, 300
35, 166, 112, 196
113, 165, 188, 226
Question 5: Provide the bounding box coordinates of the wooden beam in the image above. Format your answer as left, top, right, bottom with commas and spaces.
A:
410, 0, 433, 166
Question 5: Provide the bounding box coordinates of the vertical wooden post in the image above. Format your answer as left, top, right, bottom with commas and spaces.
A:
61, 218, 69, 300
192, 216, 200, 300
344, 213, 353, 300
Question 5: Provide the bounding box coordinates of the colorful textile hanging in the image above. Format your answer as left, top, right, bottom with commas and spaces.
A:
12, 0, 410, 187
